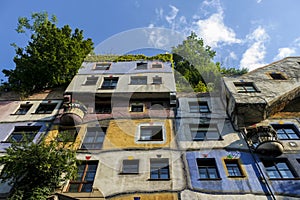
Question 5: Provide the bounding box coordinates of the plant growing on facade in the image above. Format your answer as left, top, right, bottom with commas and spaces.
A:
0, 138, 77, 200
2, 12, 94, 96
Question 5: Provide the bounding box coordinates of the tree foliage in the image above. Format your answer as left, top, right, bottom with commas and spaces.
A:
3, 12, 94, 96
0, 138, 77, 200
171, 32, 220, 92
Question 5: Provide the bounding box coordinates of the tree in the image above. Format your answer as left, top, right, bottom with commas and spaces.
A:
172, 32, 220, 92
0, 138, 77, 200
2, 12, 94, 96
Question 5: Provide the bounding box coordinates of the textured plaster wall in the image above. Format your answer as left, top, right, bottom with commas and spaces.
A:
108, 193, 178, 200
186, 150, 267, 195
102, 119, 176, 149
72, 150, 185, 197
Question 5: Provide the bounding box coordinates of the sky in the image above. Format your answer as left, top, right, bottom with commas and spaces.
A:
1, 0, 300, 81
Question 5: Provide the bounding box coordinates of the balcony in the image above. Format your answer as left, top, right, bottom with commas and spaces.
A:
60, 102, 87, 126
245, 125, 284, 156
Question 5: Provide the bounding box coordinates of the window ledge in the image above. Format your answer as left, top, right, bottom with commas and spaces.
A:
148, 178, 171, 181
228, 175, 246, 178
119, 173, 139, 175
269, 177, 300, 180
198, 178, 222, 181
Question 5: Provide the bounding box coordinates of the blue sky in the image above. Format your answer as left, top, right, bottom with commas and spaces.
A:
1, 0, 300, 81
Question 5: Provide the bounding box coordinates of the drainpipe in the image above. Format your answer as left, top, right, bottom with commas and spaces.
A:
239, 128, 276, 200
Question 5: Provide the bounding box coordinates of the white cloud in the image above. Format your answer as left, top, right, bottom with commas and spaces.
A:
240, 26, 269, 71
165, 5, 179, 24
194, 12, 241, 48
256, 0, 263, 3
273, 47, 296, 61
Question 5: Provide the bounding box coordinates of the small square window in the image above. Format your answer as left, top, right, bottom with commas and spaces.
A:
94, 63, 111, 70
224, 159, 245, 177
130, 76, 147, 85
271, 124, 300, 140
101, 77, 118, 89
14, 103, 32, 115
150, 158, 169, 180
152, 76, 162, 84
35, 103, 57, 114
7, 126, 41, 142
58, 127, 78, 142
269, 72, 286, 80
139, 126, 163, 141
121, 159, 139, 174
68, 162, 98, 192
81, 127, 106, 150
152, 63, 163, 68
136, 62, 147, 70
131, 104, 144, 112
262, 159, 296, 179
95, 103, 111, 114
84, 76, 98, 85
197, 158, 220, 179
234, 82, 258, 93
190, 124, 221, 141
189, 101, 210, 113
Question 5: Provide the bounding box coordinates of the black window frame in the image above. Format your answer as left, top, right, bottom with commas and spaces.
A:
94, 63, 111, 70
224, 159, 245, 178
150, 158, 170, 180
7, 126, 41, 142
84, 76, 99, 85
14, 103, 33, 115
130, 104, 144, 112
269, 72, 286, 80
189, 101, 210, 113
262, 158, 297, 179
139, 125, 163, 141
190, 124, 222, 141
136, 62, 148, 70
121, 159, 139, 174
67, 161, 98, 193
101, 77, 119, 89
35, 103, 57, 114
130, 76, 147, 85
197, 158, 221, 180
271, 124, 300, 140
234, 82, 259, 93
152, 76, 162, 84
81, 127, 106, 150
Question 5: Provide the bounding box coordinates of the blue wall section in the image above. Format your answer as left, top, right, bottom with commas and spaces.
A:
186, 150, 269, 195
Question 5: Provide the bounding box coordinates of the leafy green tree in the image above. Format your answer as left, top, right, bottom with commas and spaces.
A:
172, 32, 220, 92
2, 12, 94, 96
0, 138, 77, 200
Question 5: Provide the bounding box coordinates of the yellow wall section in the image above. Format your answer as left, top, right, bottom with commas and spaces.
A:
103, 119, 174, 149
109, 193, 178, 200
44, 125, 85, 150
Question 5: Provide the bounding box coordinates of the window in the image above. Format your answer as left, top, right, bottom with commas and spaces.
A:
234, 82, 258, 93
95, 103, 111, 114
68, 162, 98, 192
7, 126, 41, 142
121, 159, 139, 174
150, 158, 169, 180
81, 127, 106, 150
84, 76, 98, 85
139, 126, 163, 141
151, 63, 163, 68
189, 101, 210, 113
14, 103, 32, 115
35, 103, 57, 114
152, 76, 162, 84
197, 158, 220, 179
190, 124, 221, 141
269, 72, 286, 80
101, 77, 118, 89
271, 124, 300, 139
94, 63, 110, 70
130, 76, 147, 85
262, 159, 296, 179
131, 104, 144, 112
136, 62, 147, 70
58, 127, 78, 142
224, 159, 245, 177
